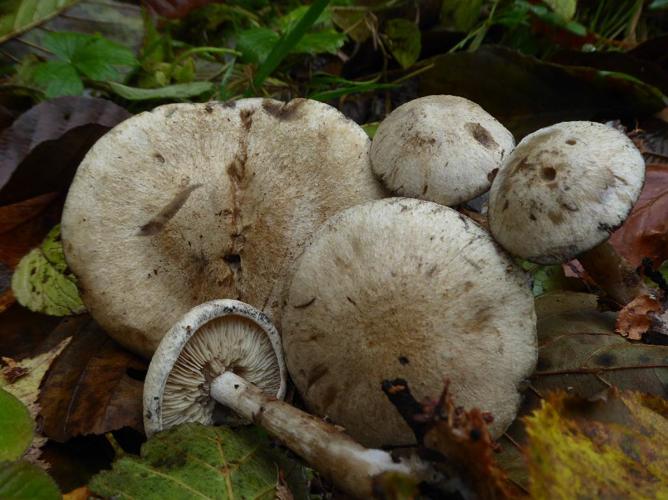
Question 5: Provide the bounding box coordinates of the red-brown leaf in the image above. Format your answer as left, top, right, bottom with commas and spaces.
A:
143, 0, 221, 19
610, 164, 668, 268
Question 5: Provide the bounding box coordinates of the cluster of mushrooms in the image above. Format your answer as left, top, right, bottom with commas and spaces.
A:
60, 95, 645, 497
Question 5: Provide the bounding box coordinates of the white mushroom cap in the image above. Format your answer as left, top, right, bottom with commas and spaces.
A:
143, 299, 286, 437
62, 98, 383, 357
370, 95, 515, 206
281, 198, 537, 448
488, 121, 645, 264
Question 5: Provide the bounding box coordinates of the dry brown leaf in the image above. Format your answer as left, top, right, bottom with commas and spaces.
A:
615, 293, 663, 340
38, 316, 146, 441
62, 486, 92, 500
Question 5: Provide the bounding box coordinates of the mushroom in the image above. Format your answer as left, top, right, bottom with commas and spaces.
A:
144, 299, 433, 498
369, 95, 515, 206
61, 98, 383, 357
281, 198, 537, 448
488, 121, 646, 304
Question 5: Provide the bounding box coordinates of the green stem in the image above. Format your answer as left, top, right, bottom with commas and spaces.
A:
173, 47, 241, 65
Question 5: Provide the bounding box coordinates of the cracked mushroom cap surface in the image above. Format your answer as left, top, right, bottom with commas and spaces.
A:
143, 299, 286, 437
369, 95, 515, 206
61, 98, 383, 357
488, 121, 645, 264
281, 198, 537, 448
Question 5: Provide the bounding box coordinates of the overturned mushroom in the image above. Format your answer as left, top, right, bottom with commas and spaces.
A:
281, 198, 537, 448
144, 299, 432, 498
370, 95, 515, 206
488, 121, 646, 303
62, 99, 383, 357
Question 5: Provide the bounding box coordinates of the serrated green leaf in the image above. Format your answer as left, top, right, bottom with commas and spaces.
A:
237, 27, 280, 64
41, 30, 87, 61
0, 461, 60, 500
0, 390, 33, 462
11, 225, 85, 316
89, 423, 305, 499
384, 19, 421, 69
108, 81, 214, 100
31, 60, 83, 97
294, 30, 346, 55
275, 5, 330, 32
0, 0, 80, 43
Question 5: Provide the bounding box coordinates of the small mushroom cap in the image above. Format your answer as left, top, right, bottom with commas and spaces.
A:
143, 299, 286, 437
488, 121, 645, 264
281, 198, 537, 448
370, 95, 515, 206
62, 98, 383, 357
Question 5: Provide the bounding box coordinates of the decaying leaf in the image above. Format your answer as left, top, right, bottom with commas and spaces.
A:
525, 390, 668, 499
12, 225, 85, 316
144, 0, 219, 19
89, 423, 305, 499
610, 164, 668, 268
615, 293, 664, 340
38, 315, 146, 441
0, 96, 130, 204
497, 291, 668, 488
382, 379, 517, 499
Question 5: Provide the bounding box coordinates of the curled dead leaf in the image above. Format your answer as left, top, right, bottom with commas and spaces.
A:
615, 293, 663, 340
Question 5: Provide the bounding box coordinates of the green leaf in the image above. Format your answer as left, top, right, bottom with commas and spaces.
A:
237, 27, 279, 64
275, 5, 330, 32
11, 225, 85, 316
89, 423, 305, 499
41, 31, 137, 81
0, 0, 80, 43
441, 0, 484, 31
108, 81, 214, 100
650, 0, 668, 9
384, 19, 421, 69
251, 0, 331, 91
31, 60, 83, 97
542, 0, 578, 20
294, 30, 346, 55
0, 461, 60, 500
520, 261, 570, 296
0, 390, 33, 462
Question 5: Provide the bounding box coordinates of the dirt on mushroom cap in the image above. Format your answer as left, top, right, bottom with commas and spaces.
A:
281, 198, 537, 448
488, 121, 645, 264
61, 99, 383, 358
370, 95, 515, 206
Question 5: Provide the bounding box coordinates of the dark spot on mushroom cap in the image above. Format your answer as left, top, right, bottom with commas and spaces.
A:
205, 103, 214, 113
154, 153, 165, 163
306, 364, 329, 389
541, 167, 557, 181
548, 211, 565, 224
465, 122, 498, 149
566, 139, 577, 145
222, 100, 237, 108
529, 213, 537, 221
398, 356, 409, 365
487, 168, 499, 183
321, 385, 339, 410
261, 98, 305, 121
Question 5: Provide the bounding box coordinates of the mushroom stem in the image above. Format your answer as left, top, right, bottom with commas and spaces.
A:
211, 371, 428, 498
577, 241, 649, 306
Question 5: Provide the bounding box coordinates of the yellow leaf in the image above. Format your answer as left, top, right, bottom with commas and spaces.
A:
525, 390, 668, 500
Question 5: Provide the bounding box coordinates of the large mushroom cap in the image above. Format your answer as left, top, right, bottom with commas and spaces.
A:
369, 95, 515, 206
143, 299, 285, 437
62, 98, 383, 357
488, 121, 645, 264
281, 198, 537, 448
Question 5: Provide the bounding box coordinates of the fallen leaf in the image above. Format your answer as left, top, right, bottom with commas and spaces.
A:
11, 225, 86, 316
0, 461, 60, 499
89, 423, 305, 499
615, 293, 664, 340
0, 389, 34, 462
62, 486, 91, 500
497, 292, 668, 488
610, 164, 668, 268
0, 0, 79, 43
0, 304, 63, 361
0, 96, 130, 205
525, 390, 668, 499
0, 193, 58, 234
38, 316, 146, 442
418, 46, 665, 139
